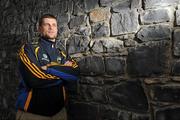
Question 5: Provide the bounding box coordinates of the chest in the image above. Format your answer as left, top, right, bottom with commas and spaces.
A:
38, 46, 66, 65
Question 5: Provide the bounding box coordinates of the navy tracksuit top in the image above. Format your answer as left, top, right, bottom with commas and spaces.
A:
16, 37, 79, 116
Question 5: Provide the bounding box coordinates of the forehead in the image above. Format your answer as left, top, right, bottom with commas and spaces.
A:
42, 18, 57, 24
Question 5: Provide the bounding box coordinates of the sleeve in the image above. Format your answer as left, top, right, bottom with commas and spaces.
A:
18, 44, 61, 88
45, 65, 79, 81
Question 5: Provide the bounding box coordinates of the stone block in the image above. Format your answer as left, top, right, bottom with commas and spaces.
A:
100, 0, 113, 6
89, 7, 111, 23
69, 15, 87, 29
155, 107, 180, 120
111, 10, 139, 35
176, 10, 180, 26
79, 85, 107, 103
78, 55, 105, 75
131, 0, 142, 9
67, 35, 90, 54
91, 22, 110, 38
68, 102, 99, 120
92, 38, 124, 53
127, 41, 170, 77
132, 114, 150, 120
73, 0, 99, 15
172, 60, 180, 75
112, 0, 131, 12
99, 105, 119, 120
105, 57, 125, 75
144, 0, 180, 9
150, 84, 180, 102
137, 25, 171, 41
173, 29, 180, 56
109, 80, 149, 112
140, 8, 173, 24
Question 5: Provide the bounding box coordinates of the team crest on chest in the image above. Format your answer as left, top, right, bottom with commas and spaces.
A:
57, 57, 62, 63
41, 54, 50, 62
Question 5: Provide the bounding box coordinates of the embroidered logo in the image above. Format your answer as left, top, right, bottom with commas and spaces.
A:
57, 57, 62, 63
41, 54, 50, 62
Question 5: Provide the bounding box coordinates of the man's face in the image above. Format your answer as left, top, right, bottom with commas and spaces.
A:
38, 18, 58, 42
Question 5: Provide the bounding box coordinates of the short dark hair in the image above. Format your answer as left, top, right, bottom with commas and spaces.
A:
38, 14, 57, 26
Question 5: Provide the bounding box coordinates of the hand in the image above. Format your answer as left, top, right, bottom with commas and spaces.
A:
41, 65, 48, 70
64, 61, 73, 66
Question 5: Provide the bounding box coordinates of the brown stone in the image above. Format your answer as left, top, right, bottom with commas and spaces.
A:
90, 7, 111, 23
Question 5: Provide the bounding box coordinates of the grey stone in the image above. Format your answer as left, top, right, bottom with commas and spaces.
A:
150, 84, 180, 102
99, 105, 119, 120
118, 111, 132, 120
100, 0, 141, 9
79, 85, 107, 103
91, 22, 110, 38
155, 107, 180, 120
78, 55, 105, 75
67, 35, 90, 54
109, 80, 149, 112
144, 0, 180, 9
84, 0, 99, 12
73, 0, 85, 15
173, 29, 180, 56
172, 60, 180, 75
131, 0, 142, 9
124, 39, 137, 47
127, 41, 170, 77
132, 114, 150, 120
68, 102, 99, 120
69, 15, 87, 29
112, 0, 131, 12
105, 57, 125, 75
111, 10, 139, 35
73, 0, 99, 15
92, 38, 124, 53
140, 8, 172, 24
75, 26, 91, 36
80, 76, 104, 85
57, 13, 70, 26
137, 25, 171, 41
100, 0, 113, 6
176, 10, 180, 26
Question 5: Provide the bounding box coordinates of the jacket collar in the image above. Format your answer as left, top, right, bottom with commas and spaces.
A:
40, 37, 56, 48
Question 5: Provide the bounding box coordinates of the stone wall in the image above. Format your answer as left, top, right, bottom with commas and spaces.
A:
1, 0, 180, 120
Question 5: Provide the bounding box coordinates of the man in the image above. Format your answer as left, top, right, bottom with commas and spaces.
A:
16, 14, 79, 120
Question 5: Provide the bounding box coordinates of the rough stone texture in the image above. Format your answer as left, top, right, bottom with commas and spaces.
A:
105, 57, 125, 75
109, 80, 149, 112
111, 10, 139, 35
176, 10, 180, 25
73, 0, 99, 15
173, 29, 180, 56
127, 41, 170, 77
150, 84, 180, 102
144, 0, 180, 9
68, 102, 99, 120
172, 60, 180, 76
137, 25, 171, 42
78, 55, 105, 75
155, 107, 180, 120
79, 85, 107, 103
69, 15, 87, 29
89, 7, 111, 23
67, 35, 90, 54
91, 22, 110, 38
140, 8, 173, 24
91, 38, 124, 53
2, 0, 180, 120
